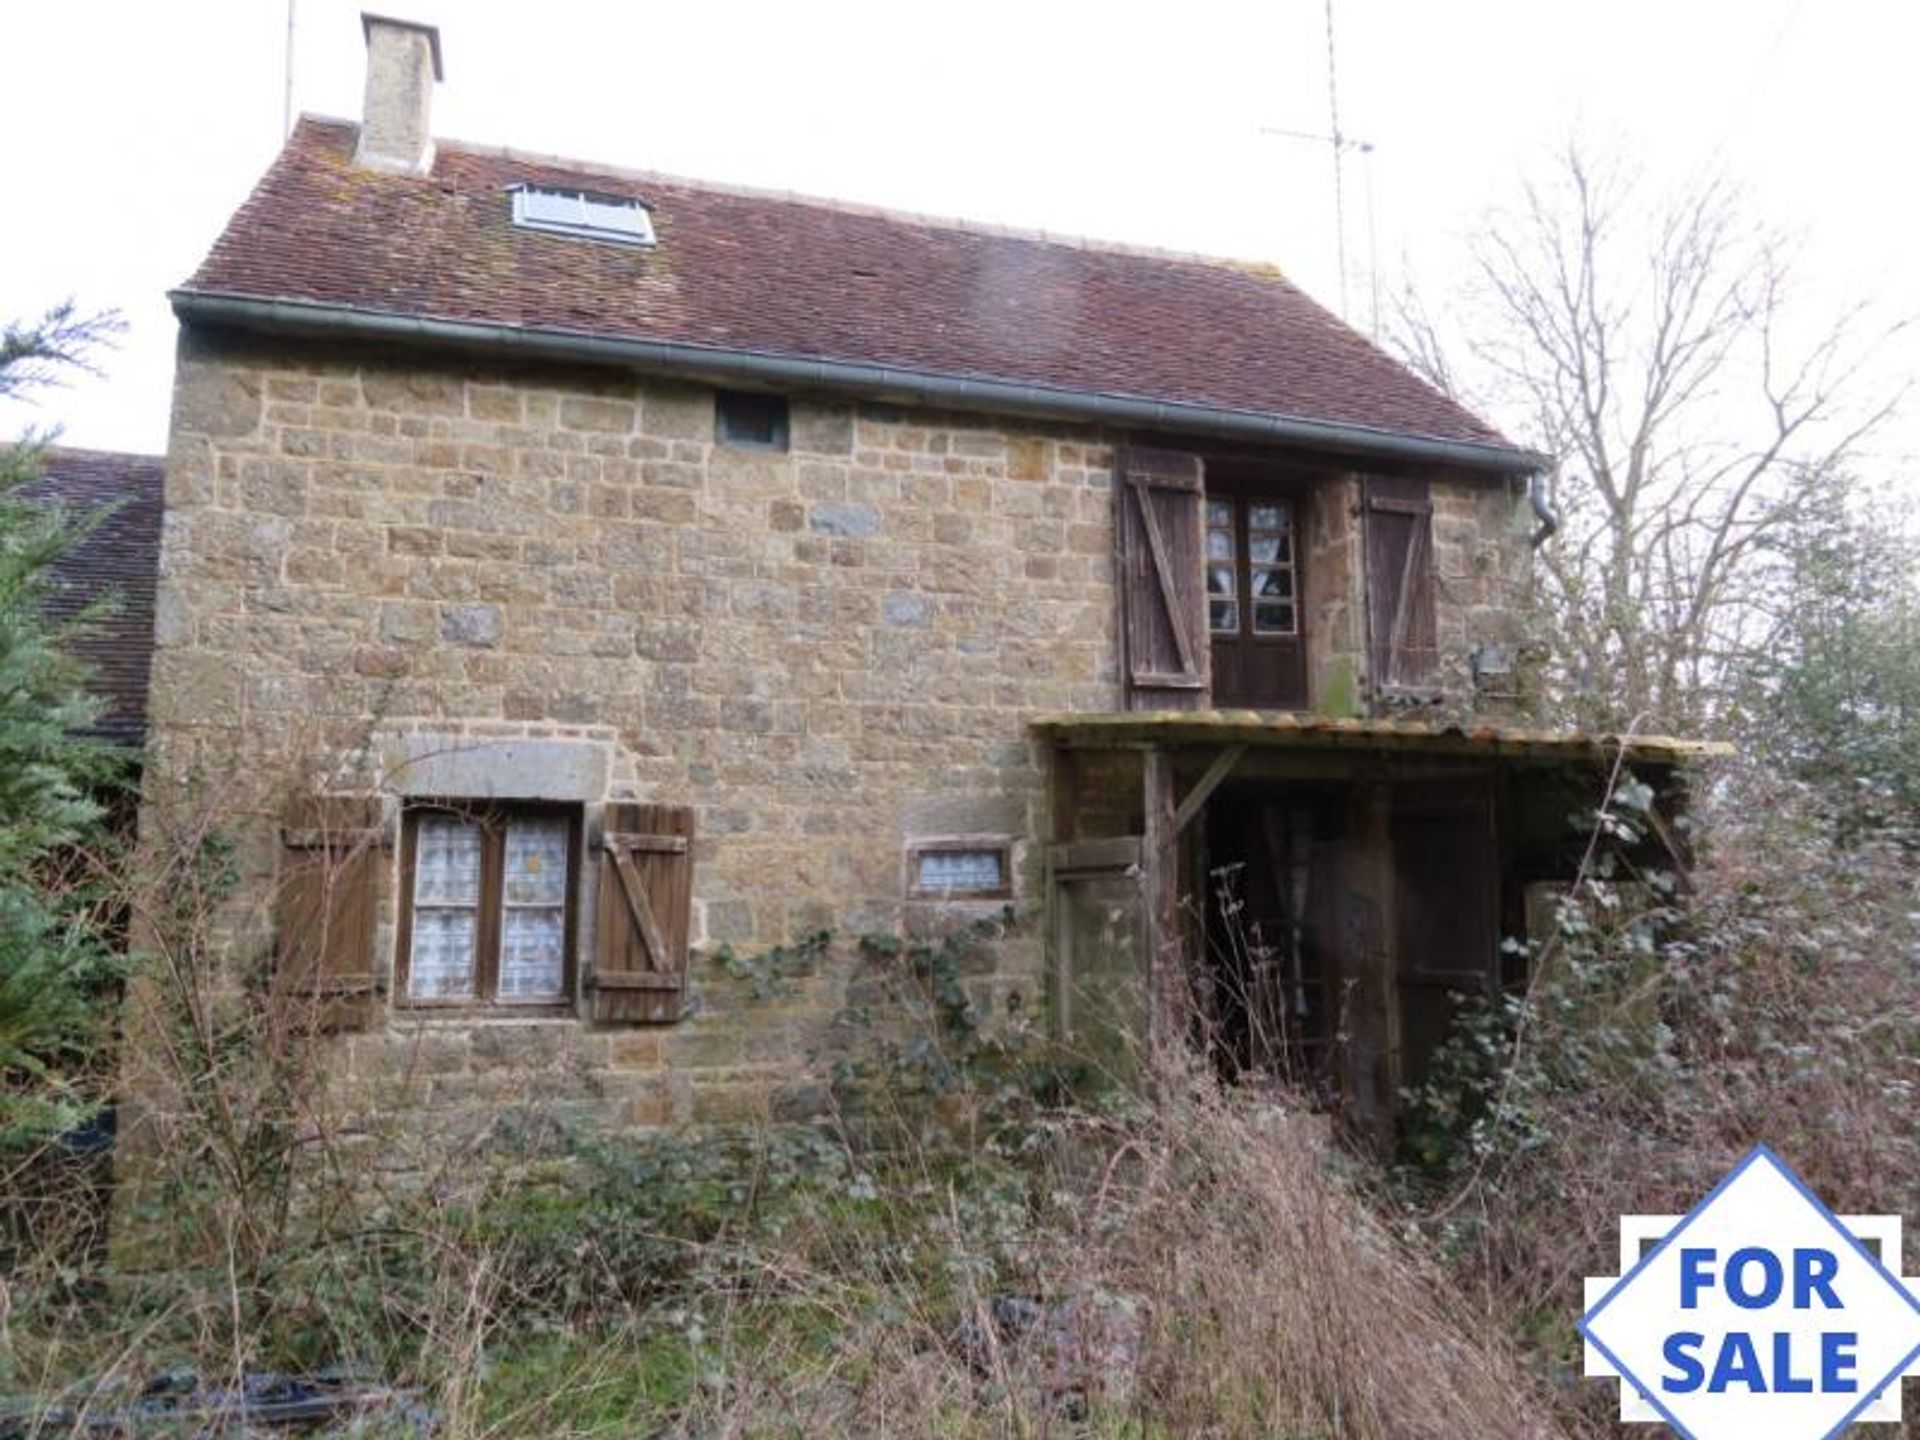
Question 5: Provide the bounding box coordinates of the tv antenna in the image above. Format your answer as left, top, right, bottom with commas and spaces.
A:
283, 0, 298, 138
1259, 0, 1380, 332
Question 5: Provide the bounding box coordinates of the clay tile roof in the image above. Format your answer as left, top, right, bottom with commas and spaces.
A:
181, 118, 1520, 459
18, 447, 165, 745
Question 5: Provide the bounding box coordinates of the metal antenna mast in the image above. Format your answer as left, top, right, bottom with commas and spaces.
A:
1322, 0, 1348, 316
283, 0, 298, 138
1259, 0, 1378, 328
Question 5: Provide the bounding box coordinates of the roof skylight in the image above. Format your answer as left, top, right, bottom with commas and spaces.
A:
509, 185, 655, 246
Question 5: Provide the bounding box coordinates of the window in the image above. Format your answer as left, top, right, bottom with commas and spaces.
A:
509, 185, 655, 246
398, 803, 580, 1006
715, 391, 790, 451
908, 837, 1013, 900
1206, 495, 1298, 636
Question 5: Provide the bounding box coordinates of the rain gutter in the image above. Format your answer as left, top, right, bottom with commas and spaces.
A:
171, 292, 1550, 477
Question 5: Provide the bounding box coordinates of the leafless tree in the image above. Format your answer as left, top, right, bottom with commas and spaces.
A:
1397, 142, 1907, 733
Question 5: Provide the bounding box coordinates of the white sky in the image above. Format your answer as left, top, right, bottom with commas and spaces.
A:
5, 0, 1919, 483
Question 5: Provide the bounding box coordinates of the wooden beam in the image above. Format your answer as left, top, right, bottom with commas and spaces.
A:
1046, 837, 1143, 876
1049, 744, 1080, 846
1172, 743, 1247, 835
1142, 749, 1183, 1062
1339, 781, 1400, 1151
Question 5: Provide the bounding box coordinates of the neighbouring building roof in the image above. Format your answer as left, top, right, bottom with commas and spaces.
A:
176, 117, 1535, 472
17, 447, 166, 745
1030, 711, 1733, 767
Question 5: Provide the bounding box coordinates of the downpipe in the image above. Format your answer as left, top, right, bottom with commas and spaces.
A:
1528, 467, 1561, 548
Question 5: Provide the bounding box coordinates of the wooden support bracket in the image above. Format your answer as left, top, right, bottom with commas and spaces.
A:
1172, 743, 1247, 836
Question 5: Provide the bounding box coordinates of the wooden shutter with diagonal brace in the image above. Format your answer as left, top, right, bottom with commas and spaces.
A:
592, 802, 696, 1023
276, 795, 386, 1032
1115, 446, 1209, 710
1363, 476, 1439, 690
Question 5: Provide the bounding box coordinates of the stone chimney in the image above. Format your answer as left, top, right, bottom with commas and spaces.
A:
353, 13, 443, 174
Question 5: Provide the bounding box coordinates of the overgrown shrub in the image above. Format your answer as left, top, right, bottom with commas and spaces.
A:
1401, 762, 1920, 1430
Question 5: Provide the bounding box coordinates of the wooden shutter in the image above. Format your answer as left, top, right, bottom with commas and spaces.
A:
1363, 476, 1438, 690
276, 796, 386, 1032
592, 803, 696, 1023
1115, 446, 1209, 710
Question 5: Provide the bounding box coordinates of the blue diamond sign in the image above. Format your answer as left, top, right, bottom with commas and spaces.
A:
1581, 1145, 1920, 1437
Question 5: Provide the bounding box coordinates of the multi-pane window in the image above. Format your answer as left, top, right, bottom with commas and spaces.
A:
1206, 496, 1299, 637
401, 806, 577, 1006
1206, 499, 1240, 634
907, 838, 1014, 900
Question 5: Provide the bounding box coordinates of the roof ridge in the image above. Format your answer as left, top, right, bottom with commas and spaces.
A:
293, 113, 1297, 281
41, 445, 167, 466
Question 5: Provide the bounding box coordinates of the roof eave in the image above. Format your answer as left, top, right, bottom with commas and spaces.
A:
170, 291, 1549, 477
1029, 710, 1733, 766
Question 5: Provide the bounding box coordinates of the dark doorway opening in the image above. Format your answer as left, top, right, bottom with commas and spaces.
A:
1197, 783, 1343, 1096
1195, 774, 1503, 1115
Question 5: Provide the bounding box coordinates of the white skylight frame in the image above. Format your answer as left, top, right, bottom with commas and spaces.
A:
508, 184, 656, 246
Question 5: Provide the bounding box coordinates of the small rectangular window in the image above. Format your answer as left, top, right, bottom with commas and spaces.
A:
509, 185, 655, 246
908, 837, 1013, 900
399, 803, 580, 1007
715, 391, 790, 451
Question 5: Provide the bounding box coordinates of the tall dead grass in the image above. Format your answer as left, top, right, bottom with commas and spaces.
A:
641, 1063, 1559, 1439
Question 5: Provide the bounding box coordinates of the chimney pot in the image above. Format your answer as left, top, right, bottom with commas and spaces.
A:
354, 13, 443, 174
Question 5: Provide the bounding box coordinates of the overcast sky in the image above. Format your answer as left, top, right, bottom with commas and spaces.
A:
5, 1, 1918, 484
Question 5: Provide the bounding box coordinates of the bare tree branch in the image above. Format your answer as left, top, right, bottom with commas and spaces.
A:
1392, 139, 1907, 731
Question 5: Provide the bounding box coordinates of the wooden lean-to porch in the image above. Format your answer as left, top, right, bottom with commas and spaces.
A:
1036, 710, 1723, 1142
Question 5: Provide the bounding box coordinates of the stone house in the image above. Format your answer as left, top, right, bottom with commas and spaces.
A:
137, 15, 1713, 1140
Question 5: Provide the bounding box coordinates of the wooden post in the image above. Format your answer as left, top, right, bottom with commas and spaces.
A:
1049, 744, 1080, 846
1339, 780, 1400, 1147
1142, 748, 1183, 1062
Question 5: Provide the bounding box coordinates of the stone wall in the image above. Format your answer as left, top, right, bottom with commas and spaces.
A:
1428, 473, 1534, 711
1301, 475, 1366, 716
143, 329, 1530, 1132
148, 331, 1123, 1129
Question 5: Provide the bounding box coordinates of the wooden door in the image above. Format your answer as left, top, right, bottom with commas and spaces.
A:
1206, 490, 1308, 709
1391, 780, 1499, 1088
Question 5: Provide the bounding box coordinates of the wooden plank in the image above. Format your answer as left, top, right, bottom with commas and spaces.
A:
1046, 836, 1143, 875
1142, 749, 1182, 1060
1338, 782, 1401, 1149
591, 971, 684, 992
1050, 744, 1080, 846
1172, 743, 1247, 835
1365, 476, 1437, 687
611, 845, 670, 975
604, 832, 690, 854
1116, 449, 1208, 711
1130, 477, 1197, 677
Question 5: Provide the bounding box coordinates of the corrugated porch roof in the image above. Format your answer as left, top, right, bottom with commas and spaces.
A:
1029, 710, 1731, 767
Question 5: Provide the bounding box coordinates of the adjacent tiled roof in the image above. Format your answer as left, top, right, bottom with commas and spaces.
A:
17, 448, 165, 744
180, 117, 1517, 457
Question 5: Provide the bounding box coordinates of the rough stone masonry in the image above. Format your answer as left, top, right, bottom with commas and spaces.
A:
140, 327, 1530, 1131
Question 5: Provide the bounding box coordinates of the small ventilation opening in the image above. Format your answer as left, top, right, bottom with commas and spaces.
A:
716, 391, 790, 451
509, 185, 654, 246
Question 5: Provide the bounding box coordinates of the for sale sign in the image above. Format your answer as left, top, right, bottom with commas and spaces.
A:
1581, 1145, 1920, 1437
